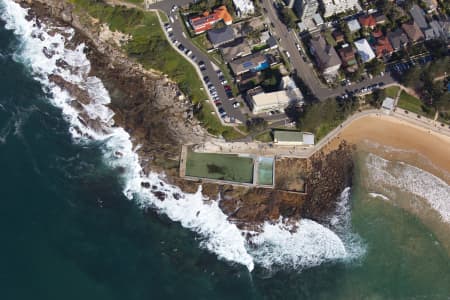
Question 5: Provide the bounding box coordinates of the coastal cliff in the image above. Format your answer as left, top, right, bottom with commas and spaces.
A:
16, 0, 354, 228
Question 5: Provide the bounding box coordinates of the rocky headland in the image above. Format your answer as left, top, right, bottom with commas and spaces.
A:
15, 0, 355, 229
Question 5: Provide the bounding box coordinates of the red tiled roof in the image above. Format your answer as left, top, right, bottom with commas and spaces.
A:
359, 15, 376, 28
375, 36, 394, 57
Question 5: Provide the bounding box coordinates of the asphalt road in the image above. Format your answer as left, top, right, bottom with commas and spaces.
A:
260, 0, 395, 100
150, 2, 246, 123
150, 0, 396, 118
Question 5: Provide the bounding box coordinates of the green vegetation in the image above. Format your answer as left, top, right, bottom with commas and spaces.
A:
158, 10, 169, 23
255, 131, 273, 142
323, 30, 337, 47
185, 151, 254, 183
70, 0, 243, 139
365, 59, 386, 76
296, 96, 358, 141
366, 88, 386, 108
260, 68, 282, 92
280, 7, 298, 29
384, 85, 400, 99
71, 0, 206, 104
397, 91, 435, 117
402, 56, 450, 115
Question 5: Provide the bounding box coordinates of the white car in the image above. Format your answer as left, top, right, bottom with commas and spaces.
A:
232, 102, 240, 108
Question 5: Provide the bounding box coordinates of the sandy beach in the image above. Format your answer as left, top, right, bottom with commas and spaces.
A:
336, 114, 450, 183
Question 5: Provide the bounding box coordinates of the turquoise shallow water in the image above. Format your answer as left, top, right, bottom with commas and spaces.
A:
0, 13, 449, 300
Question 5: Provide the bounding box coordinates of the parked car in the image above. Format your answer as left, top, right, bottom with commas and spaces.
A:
198, 61, 206, 70
224, 85, 231, 91
203, 76, 210, 82
232, 102, 240, 108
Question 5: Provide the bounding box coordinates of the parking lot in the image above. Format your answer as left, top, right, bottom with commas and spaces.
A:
387, 55, 433, 75
162, 7, 246, 124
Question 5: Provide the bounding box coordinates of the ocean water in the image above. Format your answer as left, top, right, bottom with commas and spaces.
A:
0, 1, 449, 299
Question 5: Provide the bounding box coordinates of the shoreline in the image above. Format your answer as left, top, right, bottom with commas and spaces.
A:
334, 114, 450, 184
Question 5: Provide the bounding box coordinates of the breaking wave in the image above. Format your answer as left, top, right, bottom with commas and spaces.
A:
366, 153, 450, 223
0, 0, 363, 272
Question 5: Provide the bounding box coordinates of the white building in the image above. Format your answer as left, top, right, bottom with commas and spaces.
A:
354, 38, 375, 63
382, 97, 395, 113
250, 90, 296, 114
294, 0, 319, 21
347, 19, 361, 32
233, 0, 254, 16
273, 130, 315, 146
322, 0, 362, 18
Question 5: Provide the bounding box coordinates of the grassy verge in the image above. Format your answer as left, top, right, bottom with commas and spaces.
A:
397, 91, 435, 118
255, 131, 273, 142
158, 10, 169, 23
384, 86, 400, 99
196, 102, 244, 140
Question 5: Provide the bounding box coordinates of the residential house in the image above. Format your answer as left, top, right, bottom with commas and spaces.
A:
333, 30, 345, 43
409, 4, 428, 31
347, 19, 361, 32
423, 0, 438, 13
309, 35, 342, 78
374, 36, 394, 57
402, 22, 424, 42
229, 52, 268, 76
423, 27, 436, 40
189, 6, 233, 34
207, 26, 236, 48
372, 28, 383, 39
374, 13, 388, 25
322, 0, 362, 18
338, 44, 358, 70
429, 20, 445, 40
388, 28, 409, 51
359, 14, 377, 29
354, 38, 376, 62
220, 37, 252, 62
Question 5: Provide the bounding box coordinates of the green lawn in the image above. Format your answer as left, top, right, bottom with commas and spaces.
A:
185, 151, 254, 183
384, 86, 400, 99
255, 131, 273, 142
397, 91, 435, 118
158, 10, 169, 23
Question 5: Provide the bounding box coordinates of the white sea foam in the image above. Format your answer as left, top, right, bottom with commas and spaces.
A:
368, 192, 390, 201
0, 0, 361, 272
248, 188, 365, 270
366, 153, 450, 223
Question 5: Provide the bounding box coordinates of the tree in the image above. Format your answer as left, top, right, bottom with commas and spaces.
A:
340, 21, 353, 43
368, 88, 386, 108
246, 118, 267, 133
365, 59, 386, 76
280, 8, 297, 29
